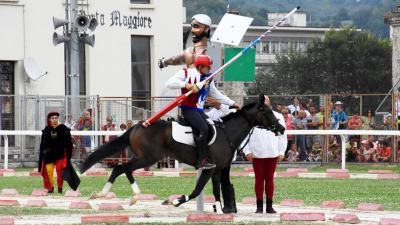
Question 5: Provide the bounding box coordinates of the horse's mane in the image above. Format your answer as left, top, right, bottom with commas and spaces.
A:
221, 102, 257, 122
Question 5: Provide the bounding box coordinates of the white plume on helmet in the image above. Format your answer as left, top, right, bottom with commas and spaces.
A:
191, 14, 212, 26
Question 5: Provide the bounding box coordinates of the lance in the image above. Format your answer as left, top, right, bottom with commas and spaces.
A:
143, 6, 300, 127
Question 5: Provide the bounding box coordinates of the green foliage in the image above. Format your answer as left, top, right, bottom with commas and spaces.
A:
254, 28, 392, 95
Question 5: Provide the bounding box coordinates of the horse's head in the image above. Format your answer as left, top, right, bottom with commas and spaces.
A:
242, 94, 285, 135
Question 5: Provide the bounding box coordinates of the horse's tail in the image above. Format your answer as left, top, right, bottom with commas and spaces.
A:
80, 126, 133, 174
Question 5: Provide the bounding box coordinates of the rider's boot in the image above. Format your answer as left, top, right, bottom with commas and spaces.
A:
221, 184, 237, 213
194, 133, 215, 170
196, 147, 216, 170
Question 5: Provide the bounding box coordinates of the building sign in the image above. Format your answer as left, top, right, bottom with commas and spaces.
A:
84, 10, 152, 30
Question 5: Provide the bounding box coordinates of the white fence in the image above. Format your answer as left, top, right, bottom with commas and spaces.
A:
1, 129, 399, 170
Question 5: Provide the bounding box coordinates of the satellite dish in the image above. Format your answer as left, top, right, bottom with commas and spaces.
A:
24, 57, 47, 81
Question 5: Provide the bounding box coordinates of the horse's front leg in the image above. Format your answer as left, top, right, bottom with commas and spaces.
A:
172, 168, 214, 207
125, 171, 141, 205
211, 170, 223, 214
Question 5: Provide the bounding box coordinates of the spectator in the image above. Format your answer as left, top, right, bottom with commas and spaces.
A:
306, 97, 313, 110
127, 119, 134, 129
373, 140, 392, 162
102, 115, 119, 143
301, 103, 311, 117
381, 114, 395, 144
360, 140, 375, 162
77, 110, 93, 152
309, 140, 323, 162
275, 103, 283, 113
282, 107, 294, 158
120, 123, 127, 131
331, 101, 347, 145
288, 97, 300, 116
306, 105, 319, 152
316, 105, 326, 130
243, 95, 287, 214
331, 101, 347, 130
78, 110, 93, 130
316, 105, 326, 152
286, 143, 298, 162
64, 114, 76, 130
292, 110, 308, 161
80, 119, 91, 156
381, 114, 395, 130
348, 112, 362, 147
361, 109, 375, 130
38, 112, 72, 194
346, 140, 361, 162
396, 96, 400, 130
397, 140, 400, 162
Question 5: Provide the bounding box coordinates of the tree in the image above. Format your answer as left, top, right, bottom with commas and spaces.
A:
249, 28, 392, 95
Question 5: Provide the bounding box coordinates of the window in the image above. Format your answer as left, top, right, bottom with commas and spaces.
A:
280, 42, 288, 53
0, 61, 15, 146
131, 35, 151, 111
262, 41, 270, 54
271, 41, 279, 54
130, 0, 150, 3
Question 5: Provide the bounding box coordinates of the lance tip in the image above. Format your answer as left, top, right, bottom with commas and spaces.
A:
296, 6, 300, 10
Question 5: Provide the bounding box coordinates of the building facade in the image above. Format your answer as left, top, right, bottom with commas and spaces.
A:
0, 0, 183, 97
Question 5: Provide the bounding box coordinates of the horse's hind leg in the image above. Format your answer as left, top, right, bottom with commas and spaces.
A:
173, 168, 214, 207
89, 164, 131, 199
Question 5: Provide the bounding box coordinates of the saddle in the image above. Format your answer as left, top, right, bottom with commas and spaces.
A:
171, 116, 217, 146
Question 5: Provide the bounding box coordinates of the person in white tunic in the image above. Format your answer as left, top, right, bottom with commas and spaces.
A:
242, 96, 287, 214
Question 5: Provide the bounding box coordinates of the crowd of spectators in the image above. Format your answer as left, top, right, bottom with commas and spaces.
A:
273, 97, 399, 163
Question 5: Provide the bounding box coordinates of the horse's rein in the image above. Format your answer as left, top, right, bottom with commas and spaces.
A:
237, 127, 255, 157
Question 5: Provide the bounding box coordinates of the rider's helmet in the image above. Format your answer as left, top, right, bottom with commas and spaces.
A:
194, 55, 213, 68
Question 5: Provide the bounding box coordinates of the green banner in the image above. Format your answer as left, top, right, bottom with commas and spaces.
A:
223, 48, 255, 82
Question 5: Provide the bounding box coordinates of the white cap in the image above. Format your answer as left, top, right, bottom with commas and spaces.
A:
191, 14, 212, 27
334, 101, 343, 105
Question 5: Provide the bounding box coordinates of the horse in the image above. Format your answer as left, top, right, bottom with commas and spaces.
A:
79, 96, 285, 206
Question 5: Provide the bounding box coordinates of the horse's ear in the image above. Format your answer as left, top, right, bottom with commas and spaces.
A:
258, 94, 265, 106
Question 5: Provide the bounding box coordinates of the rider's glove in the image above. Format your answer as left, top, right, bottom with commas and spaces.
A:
158, 58, 166, 69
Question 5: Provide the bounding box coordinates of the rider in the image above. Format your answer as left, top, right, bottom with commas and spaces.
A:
159, 14, 211, 69
166, 55, 239, 170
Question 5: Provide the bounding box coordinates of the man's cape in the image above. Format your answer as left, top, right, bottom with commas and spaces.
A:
62, 161, 80, 191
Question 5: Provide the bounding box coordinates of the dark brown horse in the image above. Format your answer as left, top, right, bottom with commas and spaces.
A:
79, 96, 285, 206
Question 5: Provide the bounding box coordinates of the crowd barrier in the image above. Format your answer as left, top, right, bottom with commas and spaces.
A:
1, 129, 399, 170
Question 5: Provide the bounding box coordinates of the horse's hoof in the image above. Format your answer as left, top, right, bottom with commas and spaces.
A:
172, 195, 189, 207
172, 198, 180, 207
130, 195, 138, 205
89, 192, 105, 200
88, 192, 98, 199
213, 201, 223, 214
161, 199, 171, 205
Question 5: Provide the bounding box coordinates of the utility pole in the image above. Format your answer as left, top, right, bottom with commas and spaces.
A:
54, 0, 96, 119
69, 0, 81, 119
